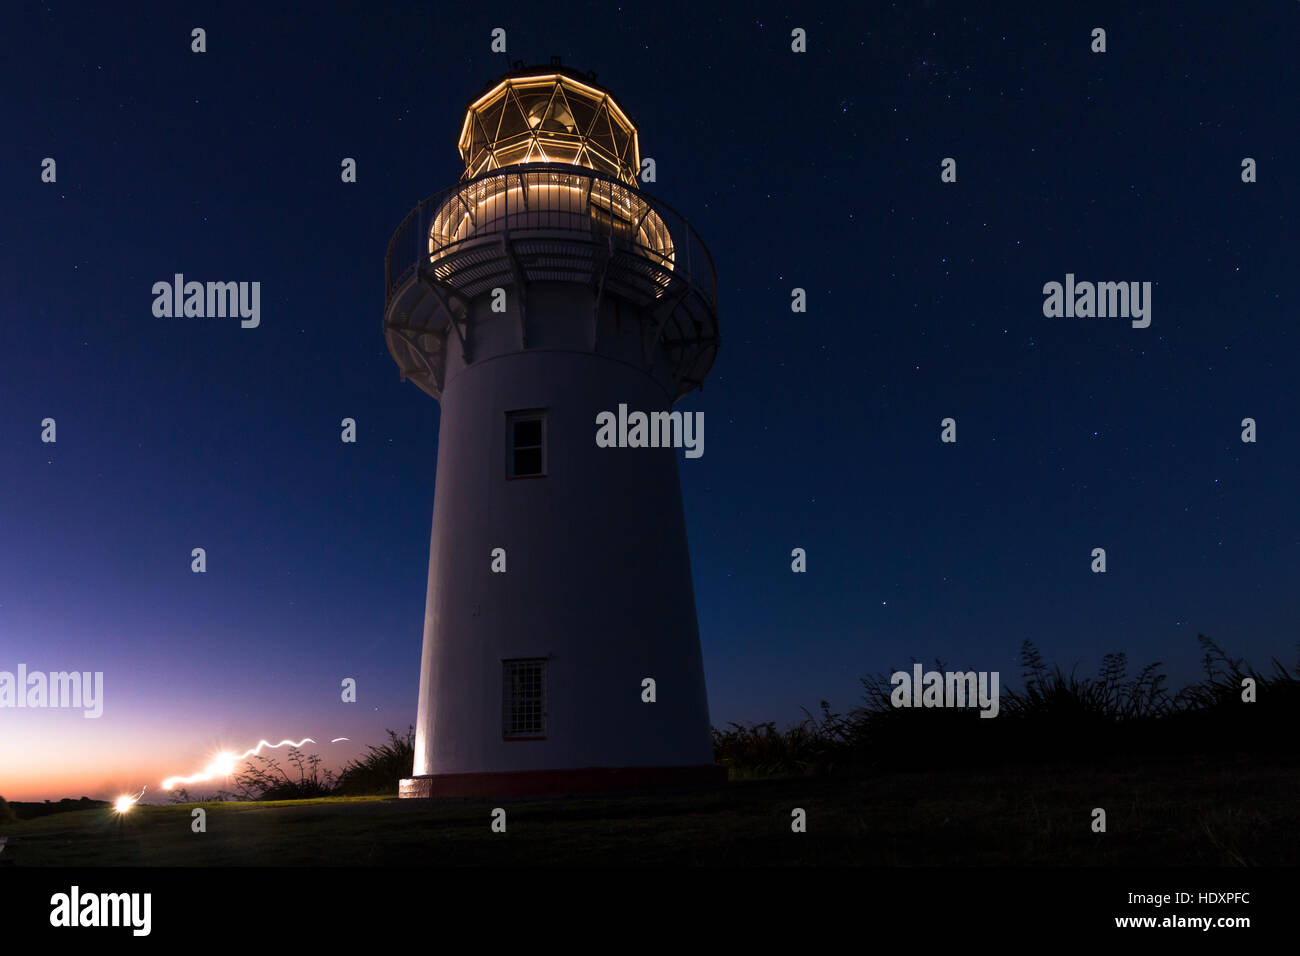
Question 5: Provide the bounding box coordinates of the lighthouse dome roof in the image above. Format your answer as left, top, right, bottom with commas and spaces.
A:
458, 61, 640, 185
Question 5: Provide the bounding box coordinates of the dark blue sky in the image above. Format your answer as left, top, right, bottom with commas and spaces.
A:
2, 1, 1297, 799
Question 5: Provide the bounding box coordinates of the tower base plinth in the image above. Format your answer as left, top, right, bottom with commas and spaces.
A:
399, 764, 727, 799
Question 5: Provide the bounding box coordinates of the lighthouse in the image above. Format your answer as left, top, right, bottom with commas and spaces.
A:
386, 61, 722, 798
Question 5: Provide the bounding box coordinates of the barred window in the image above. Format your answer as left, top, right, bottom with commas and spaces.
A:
507, 410, 546, 478
502, 658, 547, 739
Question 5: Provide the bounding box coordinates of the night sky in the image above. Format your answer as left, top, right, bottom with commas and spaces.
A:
2, 2, 1297, 801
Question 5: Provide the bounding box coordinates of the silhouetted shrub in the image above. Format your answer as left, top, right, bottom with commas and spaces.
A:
232, 747, 336, 801
712, 635, 1300, 777
335, 727, 415, 795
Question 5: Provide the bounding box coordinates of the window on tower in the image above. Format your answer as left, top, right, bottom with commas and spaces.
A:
506, 409, 546, 478
502, 658, 547, 740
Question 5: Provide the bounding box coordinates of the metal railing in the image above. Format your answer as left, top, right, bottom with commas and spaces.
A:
384, 163, 717, 316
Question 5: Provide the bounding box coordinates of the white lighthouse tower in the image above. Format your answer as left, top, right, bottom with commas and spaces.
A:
387, 61, 723, 797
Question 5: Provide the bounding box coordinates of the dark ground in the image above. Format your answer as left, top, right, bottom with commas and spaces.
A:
3, 755, 1295, 866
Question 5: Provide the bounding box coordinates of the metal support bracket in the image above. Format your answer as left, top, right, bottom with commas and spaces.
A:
389, 326, 443, 396
501, 232, 529, 349
416, 266, 473, 363
643, 278, 691, 369
590, 234, 615, 350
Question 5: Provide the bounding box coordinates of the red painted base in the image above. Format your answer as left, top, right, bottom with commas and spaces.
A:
399, 763, 728, 798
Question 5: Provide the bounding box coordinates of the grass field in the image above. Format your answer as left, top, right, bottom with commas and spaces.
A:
3, 755, 1296, 866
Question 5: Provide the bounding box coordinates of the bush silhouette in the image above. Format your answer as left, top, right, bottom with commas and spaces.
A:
231, 747, 336, 801
712, 634, 1300, 778
336, 727, 414, 795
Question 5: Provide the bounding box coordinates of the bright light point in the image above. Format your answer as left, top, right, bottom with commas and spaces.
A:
115, 796, 136, 813
212, 752, 237, 776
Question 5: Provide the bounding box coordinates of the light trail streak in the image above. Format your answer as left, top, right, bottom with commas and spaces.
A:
161, 738, 316, 790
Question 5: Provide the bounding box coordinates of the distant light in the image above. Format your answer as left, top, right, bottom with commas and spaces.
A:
114, 795, 136, 814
